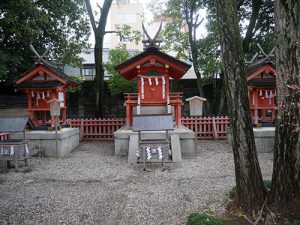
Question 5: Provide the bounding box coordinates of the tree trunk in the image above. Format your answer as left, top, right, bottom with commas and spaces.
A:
85, 0, 112, 117
94, 37, 105, 117
270, 0, 300, 218
216, 0, 266, 210
93, 0, 112, 117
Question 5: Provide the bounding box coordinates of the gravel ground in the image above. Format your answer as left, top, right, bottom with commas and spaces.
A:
0, 141, 273, 225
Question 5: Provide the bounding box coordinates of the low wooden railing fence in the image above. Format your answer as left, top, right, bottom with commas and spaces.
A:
181, 116, 229, 140
67, 116, 229, 141
0, 133, 10, 141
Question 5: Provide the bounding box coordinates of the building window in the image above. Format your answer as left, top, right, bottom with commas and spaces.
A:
117, 13, 136, 23
82, 68, 96, 80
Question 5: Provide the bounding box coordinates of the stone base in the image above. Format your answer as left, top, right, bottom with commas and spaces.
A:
114, 125, 196, 164
253, 127, 275, 153
11, 128, 79, 157
228, 127, 275, 153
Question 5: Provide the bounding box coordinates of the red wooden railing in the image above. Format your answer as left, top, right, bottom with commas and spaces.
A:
67, 116, 229, 141
67, 118, 125, 141
181, 116, 229, 139
0, 133, 10, 141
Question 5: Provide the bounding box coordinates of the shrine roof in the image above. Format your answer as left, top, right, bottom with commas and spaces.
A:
15, 63, 80, 88
15, 81, 61, 89
115, 47, 191, 81
248, 79, 276, 86
246, 59, 276, 78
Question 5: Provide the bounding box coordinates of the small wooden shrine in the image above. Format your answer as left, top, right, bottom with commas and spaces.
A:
15, 61, 79, 125
246, 46, 276, 125
115, 27, 191, 127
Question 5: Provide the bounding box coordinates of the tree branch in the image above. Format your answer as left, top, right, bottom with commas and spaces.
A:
84, 0, 97, 33
242, 0, 262, 52
96, 3, 102, 11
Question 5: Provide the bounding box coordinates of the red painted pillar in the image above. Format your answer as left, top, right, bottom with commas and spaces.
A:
177, 103, 182, 125
125, 103, 131, 127
62, 108, 67, 124
27, 92, 32, 119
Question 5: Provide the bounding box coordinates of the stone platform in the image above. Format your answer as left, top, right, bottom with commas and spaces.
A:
11, 128, 79, 157
114, 125, 196, 164
228, 127, 275, 153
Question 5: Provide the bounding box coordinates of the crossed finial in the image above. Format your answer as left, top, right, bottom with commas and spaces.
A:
245, 43, 275, 64
142, 21, 163, 50
30, 44, 63, 69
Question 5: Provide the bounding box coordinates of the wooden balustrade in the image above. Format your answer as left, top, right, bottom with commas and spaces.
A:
0, 133, 10, 141
67, 116, 229, 141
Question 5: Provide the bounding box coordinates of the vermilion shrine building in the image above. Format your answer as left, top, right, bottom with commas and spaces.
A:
246, 56, 276, 125
115, 47, 191, 127
15, 63, 79, 125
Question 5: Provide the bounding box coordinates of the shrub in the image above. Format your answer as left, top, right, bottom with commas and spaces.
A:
228, 180, 272, 199
228, 186, 237, 199
187, 213, 224, 225
293, 220, 300, 225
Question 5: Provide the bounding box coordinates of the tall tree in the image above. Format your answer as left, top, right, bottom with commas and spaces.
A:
270, 0, 300, 218
106, 44, 137, 96
0, 0, 90, 84
85, 0, 113, 117
216, 0, 266, 210
163, 0, 206, 98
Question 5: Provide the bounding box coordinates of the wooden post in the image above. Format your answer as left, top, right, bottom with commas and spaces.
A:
80, 119, 84, 141
55, 116, 58, 157
212, 117, 218, 140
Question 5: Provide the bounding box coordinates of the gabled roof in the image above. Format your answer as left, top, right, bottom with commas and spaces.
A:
186, 96, 207, 102
246, 59, 276, 81
0, 117, 35, 132
15, 63, 80, 88
115, 47, 191, 81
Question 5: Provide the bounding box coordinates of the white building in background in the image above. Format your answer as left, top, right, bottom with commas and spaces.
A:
106, 0, 144, 50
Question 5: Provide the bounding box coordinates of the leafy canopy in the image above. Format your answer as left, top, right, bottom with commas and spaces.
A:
106, 44, 137, 96
0, 0, 90, 83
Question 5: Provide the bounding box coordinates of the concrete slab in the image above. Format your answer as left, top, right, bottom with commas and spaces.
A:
228, 127, 275, 153
11, 128, 80, 157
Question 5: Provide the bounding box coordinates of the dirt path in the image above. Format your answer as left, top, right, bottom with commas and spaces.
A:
0, 141, 273, 225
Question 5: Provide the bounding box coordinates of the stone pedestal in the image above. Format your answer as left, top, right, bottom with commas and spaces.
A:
228, 127, 275, 153
11, 128, 79, 157
114, 125, 196, 164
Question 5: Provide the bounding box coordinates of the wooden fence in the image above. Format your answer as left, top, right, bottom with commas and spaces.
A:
67, 116, 229, 141
0, 133, 10, 141
67, 118, 126, 141
181, 116, 229, 140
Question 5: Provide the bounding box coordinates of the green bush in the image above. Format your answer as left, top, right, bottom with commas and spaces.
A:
228, 186, 237, 199
187, 213, 224, 225
293, 220, 300, 225
228, 180, 272, 199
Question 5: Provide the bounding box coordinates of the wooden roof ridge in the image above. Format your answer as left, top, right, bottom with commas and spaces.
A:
115, 47, 190, 70
115, 47, 191, 81
15, 63, 80, 87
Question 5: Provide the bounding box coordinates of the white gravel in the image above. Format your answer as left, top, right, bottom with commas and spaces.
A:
0, 141, 273, 225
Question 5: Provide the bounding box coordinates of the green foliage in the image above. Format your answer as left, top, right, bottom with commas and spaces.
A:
228, 180, 272, 199
263, 180, 272, 190
0, 0, 90, 83
292, 220, 300, 225
67, 75, 84, 93
187, 213, 224, 225
228, 186, 237, 199
115, 24, 142, 45
153, 0, 275, 82
106, 44, 137, 96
